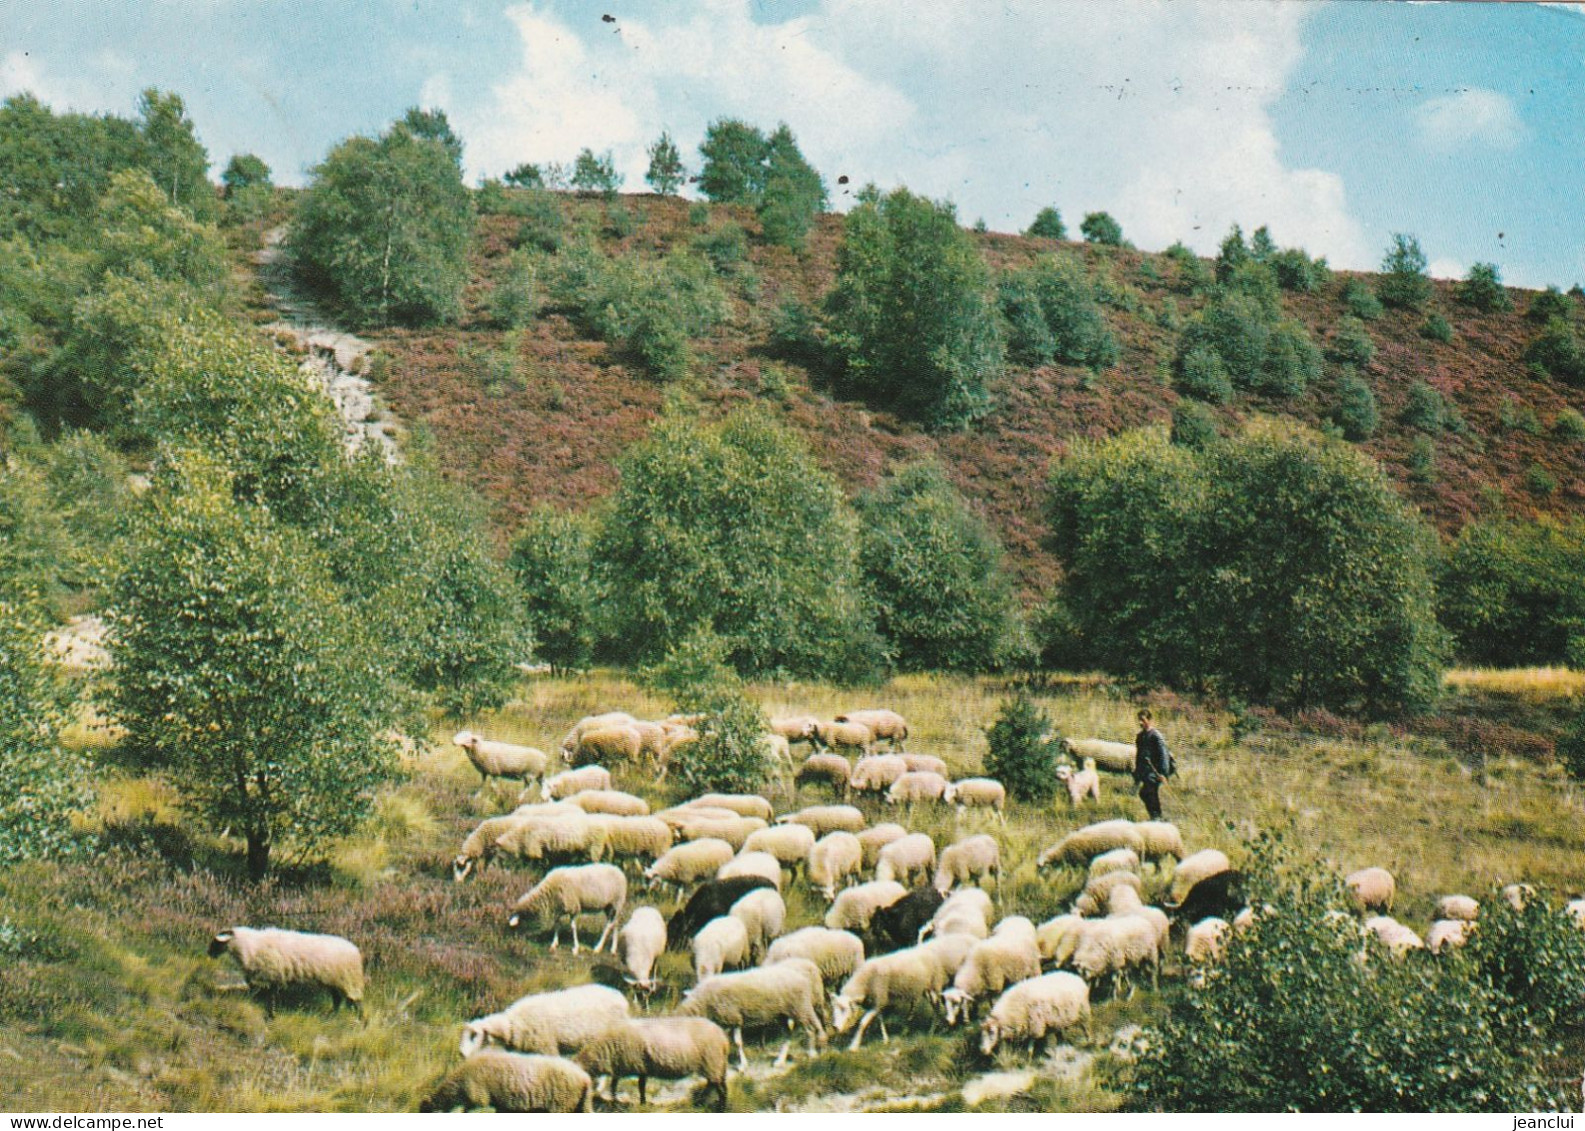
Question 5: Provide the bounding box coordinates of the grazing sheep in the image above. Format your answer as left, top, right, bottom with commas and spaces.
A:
851, 753, 909, 795
630, 721, 677, 774
779, 805, 866, 837
667, 877, 776, 949
1109, 890, 1170, 953
562, 712, 639, 754
207, 927, 364, 1016
795, 753, 852, 795
493, 809, 608, 868
508, 864, 628, 954
888, 770, 950, 808
542, 765, 613, 801
979, 972, 1092, 1055
1068, 914, 1161, 996
1172, 871, 1248, 928
645, 838, 735, 898
944, 778, 1007, 823
1502, 883, 1537, 911
900, 753, 948, 777
694, 915, 753, 981
1073, 870, 1144, 917
875, 833, 938, 888
718, 850, 783, 891
460, 984, 630, 1058
826, 880, 909, 933
808, 831, 864, 900
1133, 821, 1186, 863
565, 789, 650, 817
678, 958, 828, 1070
617, 907, 667, 992
453, 814, 534, 882
671, 813, 768, 851
935, 835, 1001, 894
571, 726, 643, 768
942, 917, 1041, 1025
689, 794, 775, 821
1568, 899, 1585, 930
1435, 894, 1479, 923
1169, 849, 1232, 903
1346, 867, 1396, 915
918, 931, 980, 980
923, 887, 994, 942
742, 824, 817, 871
584, 815, 672, 865
575, 1017, 731, 1111
658, 805, 741, 825
770, 715, 820, 745
1036, 914, 1085, 966
1037, 820, 1145, 869
869, 886, 944, 952
1364, 915, 1425, 957
832, 946, 949, 1049
835, 709, 909, 750
1088, 848, 1140, 880
1060, 738, 1136, 774
1426, 918, 1471, 956
1056, 759, 1101, 807
730, 887, 787, 961
1184, 917, 1231, 966
812, 720, 873, 757
421, 1050, 593, 1113
765, 927, 866, 986
857, 823, 909, 870
452, 731, 549, 787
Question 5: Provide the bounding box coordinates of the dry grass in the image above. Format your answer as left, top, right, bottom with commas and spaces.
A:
1443, 666, 1585, 701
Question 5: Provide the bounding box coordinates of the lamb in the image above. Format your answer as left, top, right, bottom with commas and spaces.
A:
1169, 849, 1231, 903
1184, 917, 1231, 966
542, 765, 613, 801
459, 984, 630, 1058
1426, 918, 1471, 956
979, 972, 1092, 1055
453, 814, 534, 882
868, 886, 944, 952
617, 907, 667, 992
207, 927, 364, 1016
574, 1017, 731, 1111
764, 927, 866, 986
561, 712, 639, 754
1346, 867, 1396, 914
857, 823, 909, 870
832, 946, 950, 1049
875, 832, 937, 888
645, 838, 735, 898
778, 805, 866, 837
584, 815, 672, 864
689, 793, 775, 821
812, 720, 873, 756
944, 777, 1007, 822
1068, 914, 1161, 996
1088, 848, 1140, 880
1056, 759, 1101, 807
900, 753, 948, 777
887, 770, 950, 808
1037, 820, 1145, 869
492, 809, 607, 868
808, 831, 864, 900
1363, 915, 1424, 957
570, 725, 643, 768
835, 708, 909, 750
452, 731, 549, 787
693, 915, 753, 981
825, 880, 909, 933
1133, 821, 1186, 863
851, 753, 909, 795
565, 789, 651, 817
770, 715, 820, 744
934, 835, 1000, 894
678, 958, 828, 1070
1060, 737, 1136, 774
941, 917, 1041, 1025
795, 753, 852, 795
1435, 894, 1479, 923
507, 863, 628, 954
420, 1050, 593, 1113
666, 876, 776, 949
729, 887, 787, 961
742, 823, 816, 871
1073, 870, 1144, 917
718, 850, 783, 891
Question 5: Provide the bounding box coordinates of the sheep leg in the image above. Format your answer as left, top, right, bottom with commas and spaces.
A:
734, 1028, 749, 1073
849, 1009, 878, 1051
592, 915, 613, 954
774, 1040, 791, 1067
879, 1016, 890, 1044
549, 922, 561, 951
638, 1076, 648, 1106
571, 918, 582, 956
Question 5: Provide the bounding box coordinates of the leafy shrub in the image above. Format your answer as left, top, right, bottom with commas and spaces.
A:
769, 297, 826, 370
1420, 312, 1453, 342
669, 683, 775, 795
1458, 261, 1511, 312
1269, 246, 1328, 292
1342, 279, 1384, 321
688, 202, 710, 227
1079, 211, 1124, 246
640, 627, 738, 701
1558, 715, 1585, 781
694, 222, 749, 272
509, 506, 599, 675
1499, 397, 1542, 435
490, 249, 541, 329
1376, 232, 1432, 310
1407, 435, 1437, 484
604, 201, 639, 239
1525, 317, 1585, 385
510, 189, 564, 253
1442, 517, 1585, 666
1553, 408, 1585, 441
1258, 321, 1322, 397
1174, 343, 1233, 404
1024, 207, 1066, 240
504, 162, 543, 189
1527, 286, 1573, 323
1401, 380, 1449, 432
1170, 401, 1218, 448
1328, 316, 1375, 367
571, 148, 621, 197
1214, 224, 1248, 283
645, 130, 685, 195
983, 691, 1057, 803
698, 119, 826, 249
999, 255, 1119, 371
1525, 464, 1557, 497
1332, 372, 1379, 441
1165, 242, 1214, 293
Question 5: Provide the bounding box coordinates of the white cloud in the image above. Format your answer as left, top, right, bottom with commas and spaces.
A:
1428, 256, 1465, 280
1413, 88, 1524, 153
1, 50, 56, 101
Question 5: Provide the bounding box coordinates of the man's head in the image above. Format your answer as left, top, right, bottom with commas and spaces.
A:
1137, 709, 1153, 729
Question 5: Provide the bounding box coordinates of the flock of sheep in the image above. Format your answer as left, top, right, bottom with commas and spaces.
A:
203, 705, 1560, 1112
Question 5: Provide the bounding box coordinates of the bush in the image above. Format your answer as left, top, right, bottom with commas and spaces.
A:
999, 255, 1119, 371
669, 682, 775, 795
1328, 316, 1375, 367
1553, 408, 1585, 441
571, 148, 621, 197
509, 507, 598, 675
640, 627, 738, 702
1170, 401, 1218, 448
1174, 343, 1233, 404
604, 201, 639, 239
694, 222, 748, 272
1401, 380, 1448, 432
1214, 224, 1248, 284
1079, 211, 1124, 246
697, 119, 826, 250
1331, 372, 1378, 441
1499, 397, 1542, 435
1441, 517, 1585, 666
1269, 246, 1329, 293
511, 189, 564, 253
1420, 312, 1453, 342
1165, 242, 1214, 294
769, 297, 826, 370
1024, 207, 1066, 240
490, 249, 541, 328
1342, 278, 1384, 321
983, 691, 1057, 803
1527, 286, 1572, 323
1458, 261, 1511, 312
1525, 317, 1585, 385
1525, 464, 1557, 497
1407, 435, 1437, 484
1376, 232, 1432, 311
1257, 321, 1321, 397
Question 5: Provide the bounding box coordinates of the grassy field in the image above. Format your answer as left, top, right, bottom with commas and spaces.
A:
3, 669, 1583, 1112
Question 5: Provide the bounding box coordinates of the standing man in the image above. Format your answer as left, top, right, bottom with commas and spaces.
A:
1134, 709, 1170, 820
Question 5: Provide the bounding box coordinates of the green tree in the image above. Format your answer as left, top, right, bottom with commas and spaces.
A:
1527, 287, 1572, 323
0, 93, 145, 242
571, 148, 622, 197
1421, 312, 1453, 342
1525, 317, 1585, 385
757, 124, 826, 249
1215, 224, 1249, 283
509, 506, 600, 675
984, 691, 1056, 803
698, 118, 771, 203
1249, 224, 1277, 262
1079, 211, 1124, 246
1376, 232, 1432, 310
669, 682, 775, 795
221, 153, 272, 196
1024, 207, 1066, 241
1328, 316, 1375, 367
1440, 517, 1585, 667
1332, 372, 1379, 441
504, 162, 543, 189
857, 460, 1029, 672
397, 106, 463, 169
1000, 255, 1119, 371
597, 406, 885, 681
1458, 261, 1511, 312
1258, 320, 1322, 397
136, 88, 215, 221
645, 130, 685, 195
289, 116, 475, 327
1170, 400, 1219, 449
825, 186, 1003, 430
1342, 278, 1384, 321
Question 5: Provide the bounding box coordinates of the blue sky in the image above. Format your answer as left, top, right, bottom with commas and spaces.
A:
3, 1, 1581, 287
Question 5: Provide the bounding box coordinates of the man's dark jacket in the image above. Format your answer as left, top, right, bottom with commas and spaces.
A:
1134, 727, 1169, 784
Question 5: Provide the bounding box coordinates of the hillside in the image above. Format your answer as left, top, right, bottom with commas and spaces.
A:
293, 190, 1585, 597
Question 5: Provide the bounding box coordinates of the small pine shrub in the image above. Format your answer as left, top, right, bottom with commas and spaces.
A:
983, 691, 1057, 803
1176, 343, 1234, 403
1257, 321, 1321, 397
1458, 262, 1511, 312
1079, 211, 1124, 247
1525, 464, 1557, 497
1527, 287, 1573, 323
1552, 408, 1585, 441
604, 201, 639, 239
1526, 317, 1585, 385
1170, 401, 1218, 448
1499, 397, 1543, 436
1401, 380, 1447, 432
1343, 279, 1384, 321
490, 251, 541, 329
688, 202, 711, 227
1328, 316, 1375, 367
1269, 247, 1329, 293
512, 189, 564, 253
694, 222, 749, 272
1024, 206, 1066, 240
1421, 312, 1453, 342
1408, 435, 1437, 483
1333, 372, 1379, 441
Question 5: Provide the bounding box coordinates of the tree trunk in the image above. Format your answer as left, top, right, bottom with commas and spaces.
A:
246, 828, 271, 879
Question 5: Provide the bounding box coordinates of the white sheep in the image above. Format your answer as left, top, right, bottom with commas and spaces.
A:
770, 715, 820, 744
1061, 737, 1136, 774
850, 753, 909, 795
507, 863, 628, 954
421, 1049, 593, 1113
1502, 883, 1537, 911
1346, 867, 1397, 914
1426, 918, 1471, 956
942, 917, 1041, 1025
901, 752, 948, 776
924, 887, 994, 941
835, 708, 909, 749
561, 712, 639, 754
453, 814, 534, 882
764, 927, 866, 986
452, 731, 549, 788
207, 927, 364, 1016
857, 823, 908, 870
718, 850, 783, 891
1435, 894, 1479, 922
617, 906, 666, 992
795, 753, 853, 795
694, 915, 753, 981
1568, 899, 1585, 930
1107, 887, 1170, 952
492, 809, 607, 868
645, 838, 735, 898
979, 972, 1092, 1055
1184, 917, 1231, 966
583, 814, 672, 864
888, 770, 950, 808
1037, 820, 1145, 869
574, 1017, 731, 1111
1087, 848, 1140, 880
944, 777, 1007, 822
1056, 759, 1100, 807
565, 789, 650, 817
1035, 914, 1085, 966
678, 958, 828, 1070
934, 835, 1000, 894
742, 823, 817, 870
1363, 915, 1424, 957
688, 793, 775, 821
813, 720, 874, 756
1068, 914, 1161, 996
918, 931, 980, 979
730, 887, 787, 961
1133, 820, 1186, 863
875, 832, 937, 887
1169, 849, 1231, 904
460, 984, 630, 1058
778, 805, 866, 837
807, 831, 864, 900
570, 725, 643, 768
832, 946, 949, 1049
669, 812, 767, 851
825, 880, 908, 933
1073, 870, 1144, 917
542, 765, 613, 801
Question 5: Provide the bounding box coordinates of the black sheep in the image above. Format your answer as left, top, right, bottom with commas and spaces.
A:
1170, 869, 1248, 931
665, 875, 775, 949
868, 885, 943, 953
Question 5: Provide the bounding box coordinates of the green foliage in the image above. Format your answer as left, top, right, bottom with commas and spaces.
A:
0, 460, 74, 616
757, 125, 827, 249
1174, 288, 1314, 399
1342, 278, 1384, 321
687, 202, 710, 227
1525, 317, 1585, 385
1525, 463, 1558, 497
1401, 380, 1449, 432
856, 460, 1029, 672
0, 92, 146, 243
1024, 207, 1067, 241
512, 189, 564, 253
999, 255, 1120, 371
1420, 312, 1453, 342
221, 153, 271, 195
1258, 321, 1322, 397
669, 681, 775, 795
1214, 225, 1248, 284
1170, 400, 1219, 449
645, 131, 685, 195
135, 89, 215, 221
571, 148, 621, 197
694, 222, 748, 272
1269, 247, 1329, 293
596, 406, 885, 682
509, 506, 600, 674
1174, 343, 1233, 404
1328, 316, 1375, 367
698, 118, 771, 203
1558, 714, 1585, 782
1407, 435, 1437, 484
490, 248, 541, 329
1079, 211, 1124, 246
1458, 262, 1511, 312
825, 186, 1002, 430
1499, 396, 1542, 435
1047, 420, 1447, 713
640, 626, 739, 701
289, 116, 475, 327
770, 297, 826, 371
1376, 232, 1432, 311
1553, 407, 1585, 441
396, 107, 464, 169
983, 691, 1056, 803
1165, 242, 1213, 294
1527, 286, 1573, 323
37, 430, 134, 588
1331, 372, 1378, 442
603, 201, 639, 239
504, 162, 543, 189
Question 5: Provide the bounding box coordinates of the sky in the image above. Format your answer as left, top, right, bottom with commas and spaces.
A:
3, 1, 1582, 288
